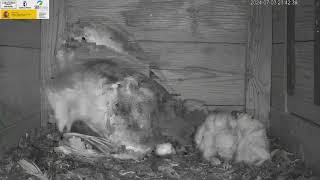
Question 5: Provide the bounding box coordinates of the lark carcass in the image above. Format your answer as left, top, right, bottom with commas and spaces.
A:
195, 112, 270, 166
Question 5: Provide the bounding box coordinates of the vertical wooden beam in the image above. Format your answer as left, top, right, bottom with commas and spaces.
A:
245, 5, 272, 124
271, 5, 287, 112
40, 0, 65, 127
287, 5, 295, 96
315, 0, 320, 105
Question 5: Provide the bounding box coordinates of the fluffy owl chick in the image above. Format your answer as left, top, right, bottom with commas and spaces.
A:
195, 112, 270, 166
195, 112, 238, 164
235, 113, 270, 165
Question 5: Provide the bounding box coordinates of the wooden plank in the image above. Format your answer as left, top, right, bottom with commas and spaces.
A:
271, 76, 286, 111
287, 42, 320, 125
287, 5, 295, 95
65, 0, 248, 43
0, 20, 40, 48
0, 113, 40, 156
207, 105, 244, 112
0, 102, 21, 130
151, 67, 244, 105
293, 42, 314, 104
0, 46, 41, 153
41, 0, 66, 126
272, 44, 285, 77
288, 97, 320, 125
0, 47, 40, 119
246, 6, 272, 124
295, 0, 315, 41
270, 109, 320, 175
271, 5, 287, 111
63, 0, 248, 106
315, 0, 320, 105
141, 42, 246, 72
272, 6, 286, 43
165, 74, 244, 105
271, 44, 286, 111
182, 99, 244, 113
143, 42, 246, 105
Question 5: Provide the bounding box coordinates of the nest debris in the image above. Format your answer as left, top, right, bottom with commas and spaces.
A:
0, 123, 316, 180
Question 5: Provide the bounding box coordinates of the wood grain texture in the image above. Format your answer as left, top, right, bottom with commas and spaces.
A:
293, 42, 314, 104
287, 5, 296, 96
0, 113, 40, 156
40, 0, 66, 126
143, 42, 246, 105
141, 42, 246, 71
314, 0, 320, 105
287, 42, 320, 125
295, 0, 315, 41
0, 103, 20, 130
246, 6, 272, 124
271, 44, 286, 111
58, 0, 247, 107
65, 0, 248, 43
272, 6, 285, 43
152, 68, 244, 105
270, 5, 320, 175
0, 20, 40, 48
165, 74, 244, 105
270, 109, 320, 175
0, 47, 40, 132
288, 97, 320, 126
207, 105, 244, 112
272, 44, 286, 77
272, 77, 286, 111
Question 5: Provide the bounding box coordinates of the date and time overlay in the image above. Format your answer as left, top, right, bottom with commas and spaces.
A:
250, 0, 298, 5
0, 0, 298, 20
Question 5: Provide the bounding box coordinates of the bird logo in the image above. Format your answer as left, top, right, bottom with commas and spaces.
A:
37, 0, 43, 6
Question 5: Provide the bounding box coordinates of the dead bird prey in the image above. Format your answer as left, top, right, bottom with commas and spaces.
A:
195, 112, 270, 166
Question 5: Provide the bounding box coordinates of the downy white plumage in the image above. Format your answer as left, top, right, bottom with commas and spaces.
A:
195, 112, 270, 166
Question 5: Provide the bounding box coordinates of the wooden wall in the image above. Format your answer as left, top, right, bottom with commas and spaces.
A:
40, 0, 275, 126
0, 21, 41, 154
271, 5, 286, 112
41, 0, 66, 126
246, 6, 272, 124
287, 0, 320, 125
63, 0, 248, 108
271, 2, 320, 175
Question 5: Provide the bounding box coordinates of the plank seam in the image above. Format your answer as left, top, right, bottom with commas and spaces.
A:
0, 45, 40, 50
136, 40, 247, 45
